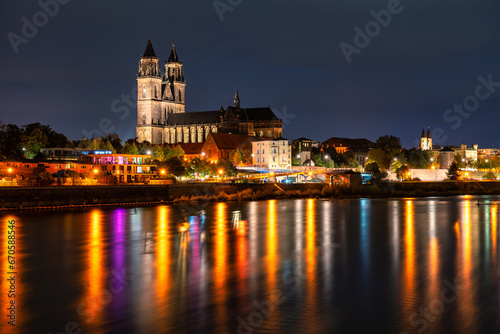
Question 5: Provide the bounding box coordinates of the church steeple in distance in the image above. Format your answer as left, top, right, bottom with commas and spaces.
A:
234, 89, 240, 109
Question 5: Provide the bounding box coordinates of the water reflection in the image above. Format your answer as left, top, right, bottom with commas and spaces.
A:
402, 200, 416, 314
457, 199, 477, 332
155, 206, 170, 321
2, 196, 500, 333
81, 210, 105, 327
213, 202, 228, 331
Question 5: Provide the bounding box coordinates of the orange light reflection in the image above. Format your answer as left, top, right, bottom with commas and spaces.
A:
83, 210, 104, 325
214, 202, 227, 329
155, 206, 170, 316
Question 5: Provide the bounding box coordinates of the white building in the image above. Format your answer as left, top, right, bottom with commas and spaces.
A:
252, 138, 291, 170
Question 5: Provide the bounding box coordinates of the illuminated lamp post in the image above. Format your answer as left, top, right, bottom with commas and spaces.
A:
325, 155, 330, 169
8, 168, 13, 186
93, 168, 99, 185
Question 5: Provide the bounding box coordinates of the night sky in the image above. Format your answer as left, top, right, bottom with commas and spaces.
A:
1, 0, 500, 148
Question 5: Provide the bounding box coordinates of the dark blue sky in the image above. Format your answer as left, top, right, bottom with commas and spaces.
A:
1, 0, 500, 148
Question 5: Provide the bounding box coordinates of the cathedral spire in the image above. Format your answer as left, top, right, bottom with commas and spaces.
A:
143, 37, 157, 58
168, 41, 180, 63
421, 129, 426, 138
234, 89, 240, 109
427, 127, 432, 138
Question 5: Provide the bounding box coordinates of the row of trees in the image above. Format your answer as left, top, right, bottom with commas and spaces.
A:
0, 122, 158, 159
0, 122, 71, 159
365, 135, 433, 182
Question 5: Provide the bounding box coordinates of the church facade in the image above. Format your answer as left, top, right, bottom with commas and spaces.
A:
136, 38, 283, 145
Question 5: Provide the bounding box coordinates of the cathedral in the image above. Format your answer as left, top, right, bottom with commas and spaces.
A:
136, 38, 283, 145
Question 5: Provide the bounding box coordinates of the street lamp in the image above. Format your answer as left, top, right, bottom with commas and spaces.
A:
7, 168, 12, 186
147, 150, 151, 155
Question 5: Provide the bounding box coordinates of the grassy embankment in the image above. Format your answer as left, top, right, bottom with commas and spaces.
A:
173, 181, 500, 203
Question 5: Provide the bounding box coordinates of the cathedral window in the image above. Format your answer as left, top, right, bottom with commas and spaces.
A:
268, 131, 272, 137
178, 90, 182, 102
198, 128, 203, 142
191, 128, 196, 143
142, 112, 146, 124
155, 86, 158, 98
142, 85, 147, 98
259, 131, 264, 137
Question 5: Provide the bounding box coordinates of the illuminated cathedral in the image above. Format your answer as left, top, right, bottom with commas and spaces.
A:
136, 38, 282, 144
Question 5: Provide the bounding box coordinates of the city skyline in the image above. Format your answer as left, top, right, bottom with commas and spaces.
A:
2, 1, 500, 148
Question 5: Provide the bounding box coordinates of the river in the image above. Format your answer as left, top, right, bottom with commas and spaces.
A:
1, 196, 499, 333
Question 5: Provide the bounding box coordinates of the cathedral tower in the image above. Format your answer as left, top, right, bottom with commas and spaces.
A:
136, 37, 162, 144
161, 42, 186, 116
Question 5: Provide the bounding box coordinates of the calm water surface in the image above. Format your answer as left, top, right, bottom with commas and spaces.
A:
1, 196, 500, 333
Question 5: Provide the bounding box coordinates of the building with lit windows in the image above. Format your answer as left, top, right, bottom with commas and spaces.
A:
252, 138, 291, 170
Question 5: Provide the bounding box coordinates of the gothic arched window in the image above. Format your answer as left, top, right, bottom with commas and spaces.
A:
178, 90, 182, 103
154, 85, 158, 98
198, 128, 203, 143
191, 128, 196, 143
142, 112, 146, 125
142, 85, 147, 99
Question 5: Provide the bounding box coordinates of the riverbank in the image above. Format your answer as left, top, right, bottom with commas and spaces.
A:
2, 181, 500, 210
